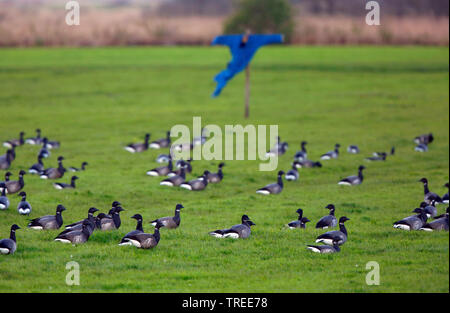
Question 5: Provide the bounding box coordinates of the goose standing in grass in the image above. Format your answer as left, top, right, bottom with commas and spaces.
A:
209, 215, 255, 239
415, 143, 428, 152
64, 207, 99, 235
28, 204, 66, 230
420, 207, 449, 232
25, 129, 43, 145
419, 178, 443, 204
287, 209, 310, 229
347, 145, 360, 154
160, 164, 186, 187
54, 220, 92, 245
39, 138, 50, 158
443, 183, 449, 204
256, 171, 284, 195
420, 201, 437, 218
0, 224, 20, 255
315, 204, 338, 229
285, 165, 299, 181
393, 208, 428, 231
320, 144, 340, 160
3, 132, 25, 149
414, 133, 434, 145
121, 221, 164, 249
0, 183, 10, 210
40, 156, 66, 179
146, 157, 173, 177
28, 154, 45, 174
316, 216, 350, 246
294, 141, 308, 161
125, 133, 150, 153
366, 153, 387, 162
53, 176, 79, 190
307, 240, 341, 254
150, 204, 183, 229
293, 160, 322, 169
180, 171, 210, 191
206, 163, 225, 183
3, 170, 26, 194
97, 206, 125, 231
68, 162, 88, 172
150, 131, 171, 149
338, 165, 366, 186
17, 191, 32, 216
0, 149, 14, 170
118, 214, 145, 246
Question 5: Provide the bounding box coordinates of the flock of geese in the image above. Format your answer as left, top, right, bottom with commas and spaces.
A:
0, 129, 448, 255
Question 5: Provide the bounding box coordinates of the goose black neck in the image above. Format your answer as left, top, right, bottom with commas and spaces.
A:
81, 163, 86, 170
423, 182, 430, 195
19, 175, 24, 188
339, 222, 347, 236
277, 174, 283, 187
10, 229, 16, 242
218, 167, 224, 179
168, 159, 173, 171
330, 208, 335, 216
180, 167, 186, 179
359, 168, 364, 180
56, 211, 63, 227
153, 228, 161, 244
113, 212, 122, 228
301, 142, 307, 152
1, 188, 5, 197
71, 178, 76, 188
297, 211, 303, 220
135, 219, 143, 232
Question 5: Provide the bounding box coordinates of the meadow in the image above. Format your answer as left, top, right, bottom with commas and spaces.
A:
0, 46, 448, 292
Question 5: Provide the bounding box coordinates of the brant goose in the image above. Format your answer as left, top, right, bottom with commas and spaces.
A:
121, 221, 164, 249
28, 154, 45, 174
17, 191, 32, 215
266, 141, 289, 157
28, 204, 66, 230
3, 170, 26, 194
287, 209, 310, 229
415, 143, 428, 152
293, 160, 322, 169
160, 164, 186, 187
150, 131, 171, 149
125, 133, 150, 153
119, 214, 145, 246
3, 132, 24, 149
338, 165, 365, 186
25, 129, 43, 145
316, 216, 350, 246
39, 138, 51, 158
68, 162, 88, 172
0, 224, 20, 255
347, 145, 360, 154
419, 178, 443, 204
206, 163, 225, 183
0, 149, 14, 170
414, 133, 434, 145
420, 207, 449, 232
53, 176, 78, 190
0, 172, 12, 185
315, 204, 338, 229
146, 157, 173, 177
256, 171, 284, 195
366, 153, 387, 162
294, 141, 308, 161
54, 220, 91, 245
64, 207, 99, 235
156, 154, 171, 163
320, 144, 340, 160
150, 204, 183, 229
0, 183, 10, 210
180, 171, 210, 191
167, 159, 193, 177
209, 215, 255, 239
40, 156, 66, 179
97, 206, 124, 231
285, 165, 299, 181
420, 201, 437, 218
393, 208, 428, 231
307, 240, 341, 254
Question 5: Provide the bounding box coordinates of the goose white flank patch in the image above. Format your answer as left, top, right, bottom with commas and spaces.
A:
150, 204, 183, 229
0, 224, 20, 255
209, 215, 255, 239
17, 191, 32, 216
393, 208, 428, 231
0, 183, 10, 210
320, 144, 340, 160
125, 133, 150, 153
294, 141, 308, 161
338, 165, 365, 186
180, 171, 209, 191
149, 131, 171, 149
307, 241, 341, 254
419, 178, 443, 204
285, 165, 299, 181
347, 145, 360, 154
315, 216, 350, 246
256, 171, 284, 195
119, 214, 145, 246
28, 204, 66, 230
122, 221, 164, 249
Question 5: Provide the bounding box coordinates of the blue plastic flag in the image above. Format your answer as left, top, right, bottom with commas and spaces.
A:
211, 34, 284, 97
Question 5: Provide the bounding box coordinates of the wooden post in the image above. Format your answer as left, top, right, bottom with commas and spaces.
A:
245, 65, 250, 119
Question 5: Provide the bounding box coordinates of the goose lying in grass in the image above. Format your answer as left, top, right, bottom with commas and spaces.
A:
320, 144, 340, 160
68, 162, 88, 172
63, 207, 99, 235
0, 184, 9, 210
156, 154, 171, 163
168, 159, 193, 177
347, 145, 360, 154
2, 170, 26, 194
150, 204, 183, 229
0, 149, 14, 170
420, 207, 449, 232
28, 204, 66, 230
393, 208, 428, 231
287, 209, 310, 229
256, 171, 284, 195
285, 165, 299, 181
338, 165, 365, 186
160, 165, 186, 187
125, 133, 150, 153
39, 138, 50, 158
366, 153, 387, 162
209, 215, 255, 239
3, 132, 24, 149
121, 221, 164, 249
54, 220, 91, 245
0, 224, 20, 255
28, 154, 45, 174
206, 163, 225, 183
150, 131, 171, 149
53, 176, 78, 190
40, 156, 66, 179
315, 204, 337, 229
316, 216, 350, 246
414, 133, 434, 145
17, 191, 32, 216
415, 143, 428, 152
146, 157, 173, 177
420, 201, 437, 218
180, 171, 209, 191
119, 214, 145, 246
419, 178, 443, 204
307, 240, 341, 254
293, 160, 322, 169
0, 172, 12, 185
294, 141, 308, 161
25, 129, 43, 145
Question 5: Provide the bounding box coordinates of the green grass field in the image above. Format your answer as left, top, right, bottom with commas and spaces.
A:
0, 46, 448, 293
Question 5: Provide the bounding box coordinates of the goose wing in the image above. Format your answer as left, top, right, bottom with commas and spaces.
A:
315, 215, 337, 229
